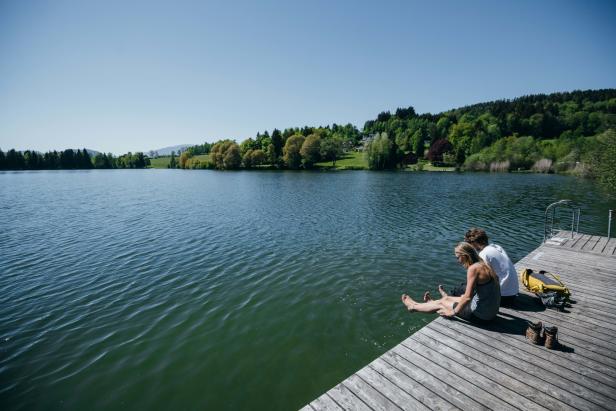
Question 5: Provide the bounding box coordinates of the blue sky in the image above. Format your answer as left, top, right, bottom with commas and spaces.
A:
1, 0, 615, 154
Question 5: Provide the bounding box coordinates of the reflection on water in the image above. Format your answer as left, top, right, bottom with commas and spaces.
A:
0, 170, 613, 410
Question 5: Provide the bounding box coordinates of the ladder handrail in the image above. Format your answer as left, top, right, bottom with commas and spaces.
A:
543, 199, 581, 242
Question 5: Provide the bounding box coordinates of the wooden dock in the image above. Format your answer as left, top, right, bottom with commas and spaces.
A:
303, 231, 616, 410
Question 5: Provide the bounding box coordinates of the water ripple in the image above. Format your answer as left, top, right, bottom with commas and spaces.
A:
0, 170, 614, 410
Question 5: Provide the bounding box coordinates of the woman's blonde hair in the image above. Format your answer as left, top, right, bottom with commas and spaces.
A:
455, 242, 498, 281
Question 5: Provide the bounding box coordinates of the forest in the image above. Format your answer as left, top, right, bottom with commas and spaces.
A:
0, 149, 150, 170
2, 89, 615, 190
174, 89, 615, 190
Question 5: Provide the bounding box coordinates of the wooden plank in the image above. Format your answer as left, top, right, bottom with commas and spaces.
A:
356, 366, 429, 410
369, 357, 455, 410
343, 374, 402, 411
398, 337, 534, 410
311, 393, 343, 410
578, 234, 596, 251
576, 304, 616, 323
524, 238, 614, 261
551, 230, 572, 246
413, 328, 588, 410
517, 256, 616, 278
524, 253, 616, 275
544, 232, 616, 256
388, 343, 509, 410
511, 293, 616, 336
426, 322, 616, 388
595, 236, 612, 254
429, 321, 616, 408
586, 235, 603, 251
606, 237, 616, 255
568, 233, 589, 249
496, 307, 616, 364
518, 259, 616, 283
509, 294, 616, 340
379, 350, 486, 411
327, 383, 372, 411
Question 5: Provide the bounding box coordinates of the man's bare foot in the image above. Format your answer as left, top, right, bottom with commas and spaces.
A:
401, 294, 417, 312
438, 285, 448, 298
423, 291, 432, 302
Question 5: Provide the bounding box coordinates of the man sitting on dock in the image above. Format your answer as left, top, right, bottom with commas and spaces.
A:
442, 228, 519, 306
464, 228, 519, 306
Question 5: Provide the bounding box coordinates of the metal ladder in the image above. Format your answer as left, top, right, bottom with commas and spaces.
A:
543, 200, 581, 243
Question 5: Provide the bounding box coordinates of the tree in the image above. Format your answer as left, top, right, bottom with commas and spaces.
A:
250, 149, 266, 167
44, 151, 60, 169
320, 136, 344, 166
412, 128, 427, 158
210, 140, 241, 170
366, 132, 395, 170
270, 128, 283, 165
93, 153, 107, 168
179, 152, 191, 169
377, 111, 392, 122
283, 134, 305, 169
242, 149, 254, 168
223, 144, 241, 169
168, 152, 178, 168
588, 129, 616, 192
395, 129, 413, 153
5, 149, 24, 169
24, 150, 42, 169
80, 149, 93, 168
240, 138, 259, 156
300, 134, 321, 168
60, 149, 76, 169
427, 139, 453, 164
395, 106, 416, 120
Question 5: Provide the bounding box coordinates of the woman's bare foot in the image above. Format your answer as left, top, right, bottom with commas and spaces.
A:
401, 294, 417, 312
438, 285, 448, 298
423, 291, 432, 302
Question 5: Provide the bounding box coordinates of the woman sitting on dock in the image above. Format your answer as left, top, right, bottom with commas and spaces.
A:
401, 242, 501, 321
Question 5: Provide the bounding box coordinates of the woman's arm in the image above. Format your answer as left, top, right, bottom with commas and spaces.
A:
452, 264, 478, 315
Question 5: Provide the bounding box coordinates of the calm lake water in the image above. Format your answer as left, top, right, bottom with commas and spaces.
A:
1, 170, 614, 410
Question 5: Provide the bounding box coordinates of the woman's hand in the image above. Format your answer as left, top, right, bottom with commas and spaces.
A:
437, 307, 455, 317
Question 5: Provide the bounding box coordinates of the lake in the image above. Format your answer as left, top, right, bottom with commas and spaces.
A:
1, 170, 614, 410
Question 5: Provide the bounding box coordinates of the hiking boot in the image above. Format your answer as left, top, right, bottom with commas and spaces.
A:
526, 321, 544, 345
544, 325, 559, 349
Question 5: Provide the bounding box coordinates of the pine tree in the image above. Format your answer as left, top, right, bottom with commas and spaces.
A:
169, 152, 177, 168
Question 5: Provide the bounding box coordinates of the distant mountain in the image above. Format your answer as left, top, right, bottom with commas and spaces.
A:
146, 144, 193, 157
22, 148, 101, 156
85, 149, 100, 157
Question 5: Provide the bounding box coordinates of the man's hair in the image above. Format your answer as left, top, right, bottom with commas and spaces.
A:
465, 228, 489, 246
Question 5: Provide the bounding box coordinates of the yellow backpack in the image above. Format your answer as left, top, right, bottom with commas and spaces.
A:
520, 268, 571, 297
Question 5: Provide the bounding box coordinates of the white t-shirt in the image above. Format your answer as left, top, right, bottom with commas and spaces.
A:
479, 244, 519, 297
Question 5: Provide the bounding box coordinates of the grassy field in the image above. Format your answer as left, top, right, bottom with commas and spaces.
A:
315, 151, 367, 169
149, 154, 209, 168
149, 156, 171, 168
407, 161, 456, 172
148, 152, 456, 172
